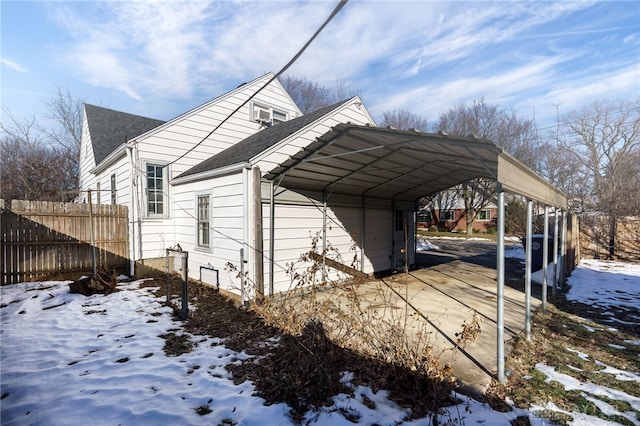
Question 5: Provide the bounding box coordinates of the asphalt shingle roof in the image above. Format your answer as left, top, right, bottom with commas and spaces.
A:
177, 99, 351, 179
85, 104, 165, 165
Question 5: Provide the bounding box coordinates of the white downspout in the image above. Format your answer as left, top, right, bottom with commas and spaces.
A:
125, 143, 136, 276
242, 163, 251, 304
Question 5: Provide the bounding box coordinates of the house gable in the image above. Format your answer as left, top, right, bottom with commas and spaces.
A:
129, 73, 303, 179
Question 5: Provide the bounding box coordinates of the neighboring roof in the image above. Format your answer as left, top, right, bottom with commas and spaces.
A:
176, 99, 352, 179
85, 104, 165, 165
264, 124, 568, 208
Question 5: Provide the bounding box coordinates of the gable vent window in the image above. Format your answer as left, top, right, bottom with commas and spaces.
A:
251, 102, 288, 126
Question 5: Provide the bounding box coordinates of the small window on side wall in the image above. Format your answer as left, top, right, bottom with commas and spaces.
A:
251, 102, 288, 126
110, 174, 117, 205
478, 209, 491, 221
197, 195, 210, 248
146, 163, 166, 216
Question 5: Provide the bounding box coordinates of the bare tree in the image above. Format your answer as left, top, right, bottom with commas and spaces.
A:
559, 100, 640, 258
332, 78, 357, 104
41, 88, 84, 154
0, 89, 85, 202
1, 129, 76, 202
279, 75, 332, 114
379, 109, 428, 132
432, 98, 540, 234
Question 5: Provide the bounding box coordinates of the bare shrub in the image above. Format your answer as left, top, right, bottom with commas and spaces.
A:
252, 235, 482, 385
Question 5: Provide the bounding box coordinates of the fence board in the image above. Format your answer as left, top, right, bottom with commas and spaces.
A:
1, 199, 129, 285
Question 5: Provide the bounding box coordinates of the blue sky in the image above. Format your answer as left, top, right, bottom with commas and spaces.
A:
1, 0, 639, 131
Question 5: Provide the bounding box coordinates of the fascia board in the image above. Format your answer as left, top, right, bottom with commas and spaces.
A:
171, 162, 246, 185
90, 145, 127, 174
250, 97, 369, 165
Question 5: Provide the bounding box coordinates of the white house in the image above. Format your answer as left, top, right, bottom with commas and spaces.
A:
80, 73, 567, 302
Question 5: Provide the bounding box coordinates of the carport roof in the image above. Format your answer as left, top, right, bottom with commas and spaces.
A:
264, 123, 567, 208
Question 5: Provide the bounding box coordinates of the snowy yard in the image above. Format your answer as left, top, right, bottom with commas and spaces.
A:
1, 256, 639, 425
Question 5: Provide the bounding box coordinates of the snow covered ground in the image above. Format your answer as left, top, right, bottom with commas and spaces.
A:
1, 258, 639, 425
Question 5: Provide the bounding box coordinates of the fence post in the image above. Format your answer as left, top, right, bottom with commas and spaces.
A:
87, 190, 97, 277
181, 252, 188, 320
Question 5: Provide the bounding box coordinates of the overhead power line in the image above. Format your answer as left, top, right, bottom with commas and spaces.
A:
166, 0, 349, 168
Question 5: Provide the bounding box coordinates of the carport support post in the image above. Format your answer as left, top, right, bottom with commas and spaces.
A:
552, 208, 559, 297
525, 199, 533, 341
542, 206, 549, 312
496, 184, 506, 384
269, 181, 275, 296
560, 210, 567, 287
322, 192, 328, 282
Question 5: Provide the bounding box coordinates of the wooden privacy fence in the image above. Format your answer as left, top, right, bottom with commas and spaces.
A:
1, 199, 129, 285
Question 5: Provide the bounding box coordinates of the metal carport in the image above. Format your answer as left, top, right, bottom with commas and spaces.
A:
265, 123, 568, 382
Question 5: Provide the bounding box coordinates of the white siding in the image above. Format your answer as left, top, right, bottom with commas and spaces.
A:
171, 172, 245, 292
78, 110, 96, 199
92, 157, 130, 205
133, 75, 301, 182
262, 199, 395, 295
91, 74, 301, 270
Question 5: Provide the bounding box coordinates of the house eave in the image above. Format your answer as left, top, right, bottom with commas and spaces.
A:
90, 144, 127, 174
171, 162, 248, 185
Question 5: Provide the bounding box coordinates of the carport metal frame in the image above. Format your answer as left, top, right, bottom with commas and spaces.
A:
265, 123, 568, 383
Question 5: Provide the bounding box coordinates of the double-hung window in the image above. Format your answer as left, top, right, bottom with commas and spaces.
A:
478, 209, 491, 221
146, 164, 165, 216
441, 210, 455, 222
110, 174, 117, 205
197, 195, 210, 248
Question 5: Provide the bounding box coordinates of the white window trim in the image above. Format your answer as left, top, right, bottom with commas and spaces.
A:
441, 210, 455, 222
250, 101, 288, 126
144, 160, 170, 218
195, 192, 212, 251
478, 209, 491, 221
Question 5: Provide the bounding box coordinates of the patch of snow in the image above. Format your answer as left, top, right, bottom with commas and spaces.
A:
594, 360, 640, 382
624, 340, 640, 346
579, 324, 598, 332
581, 393, 640, 425
504, 244, 525, 260
566, 259, 640, 312
566, 347, 590, 361
416, 238, 439, 251
531, 401, 624, 426
536, 363, 640, 411
607, 343, 627, 350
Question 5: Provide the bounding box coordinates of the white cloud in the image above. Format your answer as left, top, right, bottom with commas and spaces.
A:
1, 58, 27, 73
43, 0, 638, 125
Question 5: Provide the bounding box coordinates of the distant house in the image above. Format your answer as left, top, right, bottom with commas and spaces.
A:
419, 203, 497, 233
79, 72, 566, 301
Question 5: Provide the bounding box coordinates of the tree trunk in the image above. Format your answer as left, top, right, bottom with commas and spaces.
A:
466, 214, 474, 235
608, 216, 616, 259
